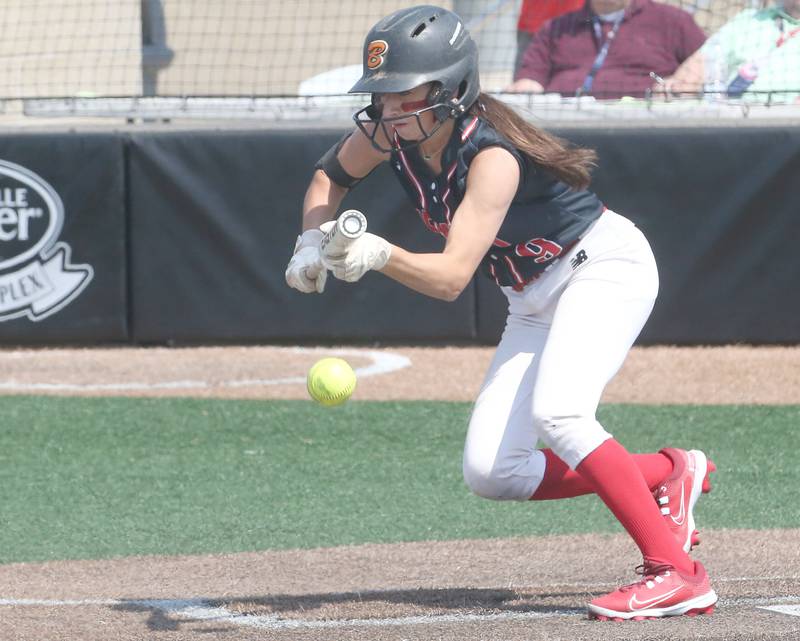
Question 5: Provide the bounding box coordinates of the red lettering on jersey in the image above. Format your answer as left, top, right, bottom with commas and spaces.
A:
515, 238, 563, 264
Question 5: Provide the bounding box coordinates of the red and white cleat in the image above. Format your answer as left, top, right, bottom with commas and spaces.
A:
588, 561, 717, 621
655, 448, 715, 552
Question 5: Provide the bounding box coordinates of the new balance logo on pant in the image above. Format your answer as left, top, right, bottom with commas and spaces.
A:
571, 250, 588, 269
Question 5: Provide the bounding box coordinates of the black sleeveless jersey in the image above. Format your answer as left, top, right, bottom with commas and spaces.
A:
388, 115, 604, 289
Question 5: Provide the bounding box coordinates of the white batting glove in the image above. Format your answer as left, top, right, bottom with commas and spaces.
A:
320, 227, 392, 283
285, 229, 327, 294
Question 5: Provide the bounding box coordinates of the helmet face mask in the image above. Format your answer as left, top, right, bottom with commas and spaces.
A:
353, 82, 463, 153
349, 5, 480, 153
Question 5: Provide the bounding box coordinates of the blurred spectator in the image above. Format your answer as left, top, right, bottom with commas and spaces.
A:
514, 0, 584, 75
664, 0, 800, 100
507, 0, 706, 99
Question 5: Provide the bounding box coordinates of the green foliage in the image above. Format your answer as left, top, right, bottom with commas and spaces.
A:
0, 396, 796, 563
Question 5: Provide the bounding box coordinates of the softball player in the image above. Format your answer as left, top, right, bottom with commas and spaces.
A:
285, 4, 717, 621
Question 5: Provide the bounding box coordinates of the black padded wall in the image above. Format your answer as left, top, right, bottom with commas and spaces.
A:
0, 133, 127, 342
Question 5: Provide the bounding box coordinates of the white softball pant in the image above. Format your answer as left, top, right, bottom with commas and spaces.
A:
462, 211, 659, 501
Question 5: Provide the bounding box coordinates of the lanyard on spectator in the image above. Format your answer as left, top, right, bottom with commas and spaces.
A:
577, 15, 624, 96
776, 17, 800, 48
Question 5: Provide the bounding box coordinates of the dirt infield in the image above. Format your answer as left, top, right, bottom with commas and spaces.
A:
1, 345, 799, 641
0, 344, 798, 403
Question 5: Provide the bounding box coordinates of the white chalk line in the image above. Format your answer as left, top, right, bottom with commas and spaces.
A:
760, 604, 800, 617
0, 598, 120, 606
2, 589, 799, 629
4, 575, 797, 608
0, 347, 411, 392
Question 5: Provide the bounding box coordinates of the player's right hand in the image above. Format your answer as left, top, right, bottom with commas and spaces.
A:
321, 229, 391, 283
285, 229, 327, 294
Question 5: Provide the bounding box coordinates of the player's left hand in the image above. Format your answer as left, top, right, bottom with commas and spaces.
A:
320, 222, 392, 283
285, 229, 327, 294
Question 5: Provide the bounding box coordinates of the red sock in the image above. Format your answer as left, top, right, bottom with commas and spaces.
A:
574, 439, 694, 574
532, 449, 672, 500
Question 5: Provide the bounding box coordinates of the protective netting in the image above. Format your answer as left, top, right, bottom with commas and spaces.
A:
1, 0, 797, 123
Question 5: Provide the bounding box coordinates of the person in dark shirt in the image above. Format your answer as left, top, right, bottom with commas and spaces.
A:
286, 5, 718, 621
514, 0, 585, 76
507, 0, 706, 99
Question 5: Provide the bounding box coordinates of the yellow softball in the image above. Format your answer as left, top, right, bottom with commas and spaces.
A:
306, 357, 357, 407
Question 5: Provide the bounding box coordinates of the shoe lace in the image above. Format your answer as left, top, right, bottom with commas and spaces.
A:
617, 562, 674, 593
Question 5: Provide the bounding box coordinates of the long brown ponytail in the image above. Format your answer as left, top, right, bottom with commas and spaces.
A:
468, 93, 597, 190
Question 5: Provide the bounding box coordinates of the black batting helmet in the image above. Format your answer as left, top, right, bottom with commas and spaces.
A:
350, 5, 480, 150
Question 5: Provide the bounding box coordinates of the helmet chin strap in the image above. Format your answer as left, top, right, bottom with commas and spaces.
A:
388, 116, 450, 154
419, 126, 451, 160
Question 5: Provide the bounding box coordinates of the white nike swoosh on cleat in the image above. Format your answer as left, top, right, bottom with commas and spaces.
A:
670, 481, 686, 526
629, 586, 683, 611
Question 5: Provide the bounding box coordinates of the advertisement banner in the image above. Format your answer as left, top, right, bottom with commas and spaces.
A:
0, 135, 127, 343
0, 160, 93, 321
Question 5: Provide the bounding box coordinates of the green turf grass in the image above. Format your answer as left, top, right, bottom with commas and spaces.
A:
0, 396, 797, 563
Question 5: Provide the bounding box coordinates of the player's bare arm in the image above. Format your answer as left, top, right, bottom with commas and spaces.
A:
302, 126, 388, 230
380, 147, 520, 301
302, 172, 348, 231
292, 126, 390, 294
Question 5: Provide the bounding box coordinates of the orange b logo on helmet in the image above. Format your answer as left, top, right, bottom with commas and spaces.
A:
366, 40, 388, 69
